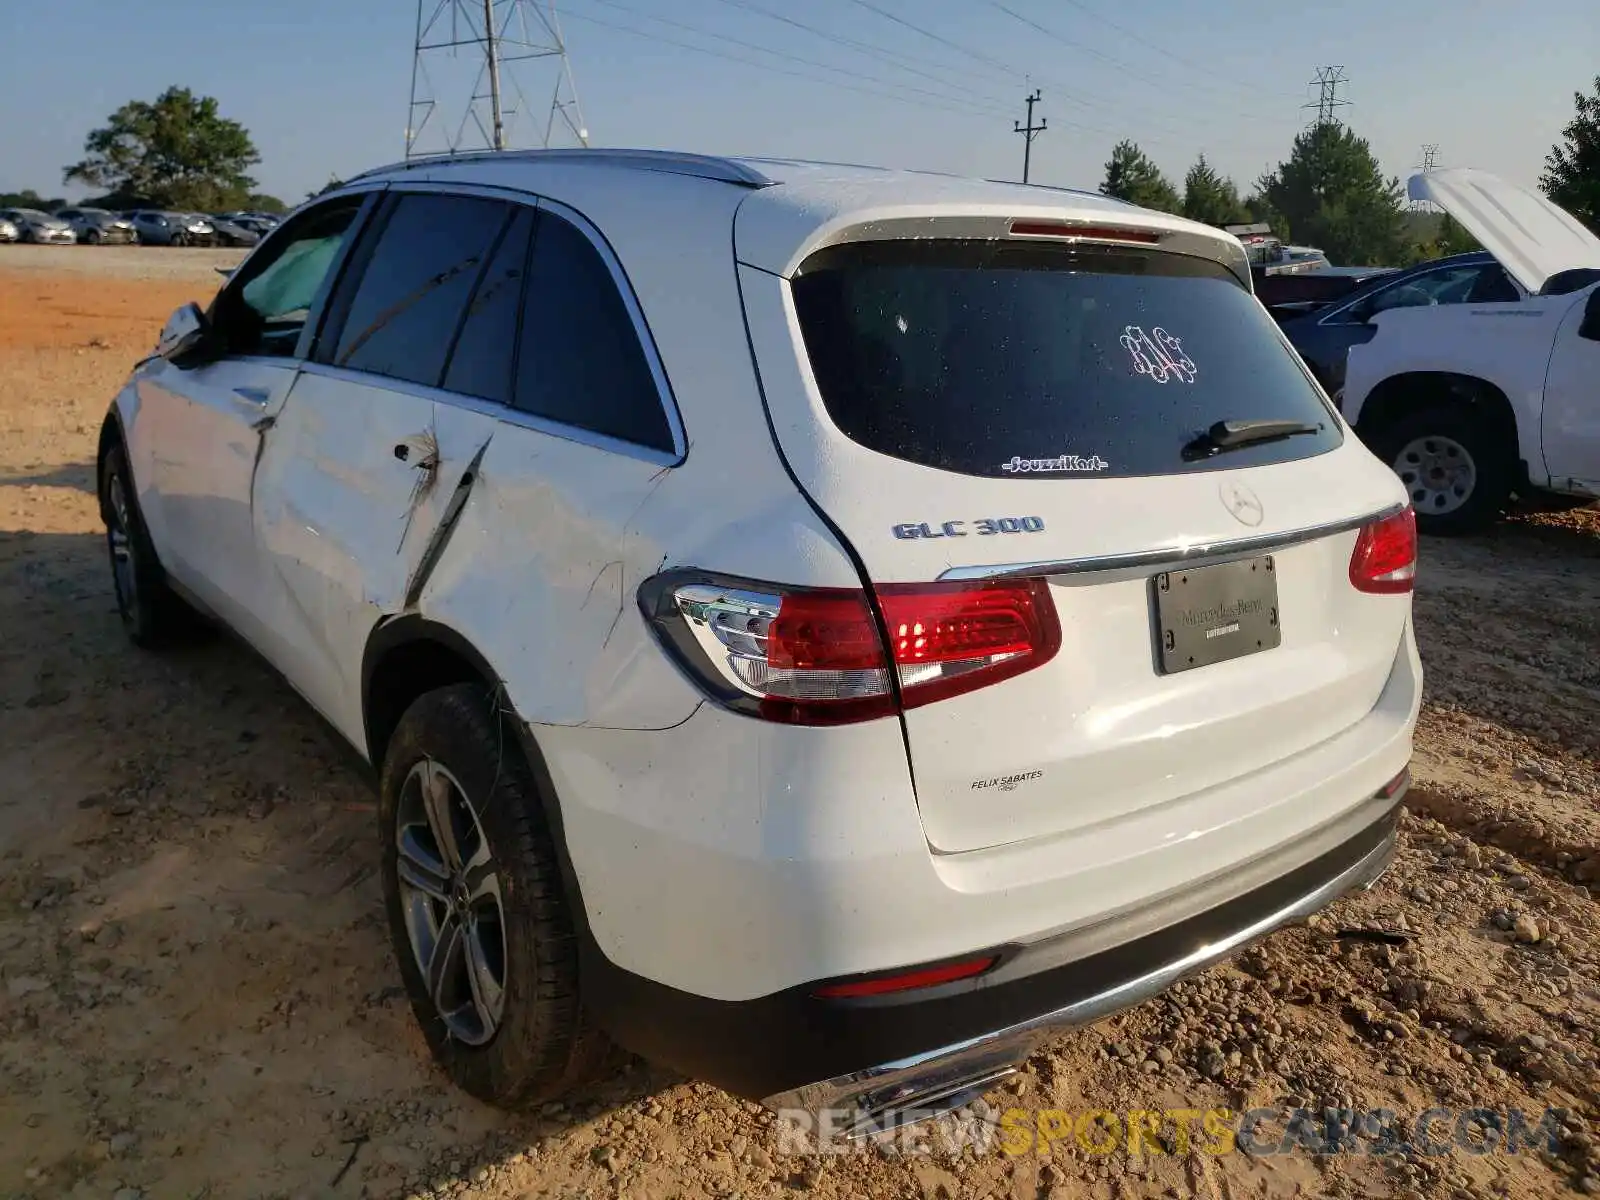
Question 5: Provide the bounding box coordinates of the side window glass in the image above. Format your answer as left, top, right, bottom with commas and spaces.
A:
442, 206, 536, 405
331, 193, 509, 387
513, 211, 674, 454
214, 196, 364, 358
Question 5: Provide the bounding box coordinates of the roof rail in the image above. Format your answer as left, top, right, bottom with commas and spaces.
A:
347, 147, 774, 188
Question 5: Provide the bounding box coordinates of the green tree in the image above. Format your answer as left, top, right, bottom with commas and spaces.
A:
1181, 155, 1250, 227
1242, 188, 1290, 240
1257, 123, 1409, 266
246, 193, 287, 214
63, 86, 260, 212
1435, 213, 1480, 255
1540, 73, 1600, 234
0, 189, 67, 210
1099, 141, 1181, 214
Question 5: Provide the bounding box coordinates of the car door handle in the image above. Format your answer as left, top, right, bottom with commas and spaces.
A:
232, 386, 270, 407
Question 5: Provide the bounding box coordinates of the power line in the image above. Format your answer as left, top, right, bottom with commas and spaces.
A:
556, 8, 1022, 125
702, 0, 1018, 106
840, 0, 1271, 150
1047, 0, 1305, 102
845, 0, 1017, 76
983, 0, 1289, 118
1014, 89, 1047, 183
568, 0, 1017, 118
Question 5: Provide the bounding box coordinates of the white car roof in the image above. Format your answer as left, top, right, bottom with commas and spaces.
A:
348, 148, 1253, 286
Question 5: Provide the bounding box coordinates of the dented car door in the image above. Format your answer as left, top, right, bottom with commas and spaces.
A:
250, 371, 489, 744
246, 189, 517, 747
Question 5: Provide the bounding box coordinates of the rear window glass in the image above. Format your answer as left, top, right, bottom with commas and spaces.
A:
790, 240, 1341, 479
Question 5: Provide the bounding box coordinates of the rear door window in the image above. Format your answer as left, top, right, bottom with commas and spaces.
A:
790, 240, 1342, 479
328, 192, 510, 388
512, 210, 674, 454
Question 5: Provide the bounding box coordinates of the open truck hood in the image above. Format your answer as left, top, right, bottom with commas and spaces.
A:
1409, 167, 1600, 294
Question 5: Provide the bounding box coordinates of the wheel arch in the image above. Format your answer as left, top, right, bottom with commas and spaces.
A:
360, 614, 597, 933
96, 407, 129, 523
1354, 371, 1520, 473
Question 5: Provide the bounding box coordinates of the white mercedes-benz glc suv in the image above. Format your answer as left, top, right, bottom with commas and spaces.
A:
97, 148, 1419, 1135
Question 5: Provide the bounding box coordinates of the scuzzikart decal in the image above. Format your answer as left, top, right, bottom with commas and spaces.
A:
999, 454, 1110, 474
1121, 325, 1197, 384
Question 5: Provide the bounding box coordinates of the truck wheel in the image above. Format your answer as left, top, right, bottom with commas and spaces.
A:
1374, 405, 1510, 536
379, 683, 612, 1107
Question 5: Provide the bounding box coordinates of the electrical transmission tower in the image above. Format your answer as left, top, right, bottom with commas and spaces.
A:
1013, 90, 1047, 185
1411, 144, 1441, 212
1302, 66, 1351, 128
407, 0, 588, 159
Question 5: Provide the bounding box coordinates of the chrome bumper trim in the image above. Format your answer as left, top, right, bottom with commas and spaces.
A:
763, 819, 1397, 1137
937, 501, 1405, 582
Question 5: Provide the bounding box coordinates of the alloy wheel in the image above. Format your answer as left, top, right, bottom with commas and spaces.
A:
105, 472, 139, 623
394, 758, 508, 1046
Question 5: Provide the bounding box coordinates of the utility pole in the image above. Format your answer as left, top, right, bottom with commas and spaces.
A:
483, 0, 505, 150
1302, 66, 1351, 128
1013, 89, 1046, 184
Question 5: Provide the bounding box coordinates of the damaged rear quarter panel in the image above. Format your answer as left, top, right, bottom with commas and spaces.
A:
411, 428, 864, 731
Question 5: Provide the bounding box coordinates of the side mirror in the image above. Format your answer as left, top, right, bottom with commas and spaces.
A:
156, 302, 210, 362
1579, 287, 1600, 342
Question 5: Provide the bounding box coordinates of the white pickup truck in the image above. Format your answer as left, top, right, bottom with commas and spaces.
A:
1342, 168, 1600, 535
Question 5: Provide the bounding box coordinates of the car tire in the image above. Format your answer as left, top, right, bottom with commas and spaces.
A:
171, 232, 188, 248
99, 442, 201, 646
379, 683, 612, 1108
84, 229, 102, 245
1373, 405, 1511, 537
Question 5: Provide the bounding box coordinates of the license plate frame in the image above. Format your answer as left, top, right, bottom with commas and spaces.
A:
1152, 555, 1281, 674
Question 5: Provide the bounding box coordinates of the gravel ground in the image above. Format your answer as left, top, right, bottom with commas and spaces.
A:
2, 255, 1598, 1200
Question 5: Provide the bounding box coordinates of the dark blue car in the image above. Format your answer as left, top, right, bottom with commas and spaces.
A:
1273, 251, 1523, 404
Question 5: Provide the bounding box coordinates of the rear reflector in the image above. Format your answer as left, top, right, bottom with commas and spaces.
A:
1349, 507, 1417, 594
1379, 766, 1410, 798
813, 955, 999, 999
1008, 220, 1163, 244
638, 572, 1061, 725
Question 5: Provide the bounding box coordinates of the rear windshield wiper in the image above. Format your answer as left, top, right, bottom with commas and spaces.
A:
1182, 418, 1322, 461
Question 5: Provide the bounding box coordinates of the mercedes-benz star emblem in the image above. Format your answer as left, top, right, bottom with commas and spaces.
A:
1219, 481, 1265, 527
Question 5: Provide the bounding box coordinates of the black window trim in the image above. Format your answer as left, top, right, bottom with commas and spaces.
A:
304, 179, 688, 469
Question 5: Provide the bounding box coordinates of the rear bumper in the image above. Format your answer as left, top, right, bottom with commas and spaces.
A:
579, 788, 1402, 1116
762, 801, 1398, 1134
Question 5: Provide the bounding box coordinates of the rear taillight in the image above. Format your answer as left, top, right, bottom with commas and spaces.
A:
638, 572, 1061, 725
1349, 507, 1417, 594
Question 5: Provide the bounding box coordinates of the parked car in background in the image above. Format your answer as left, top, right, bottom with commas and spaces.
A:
205, 216, 262, 248
56, 207, 138, 245
0, 216, 18, 243
97, 148, 1419, 1132
220, 212, 280, 236
128, 211, 214, 247
1343, 167, 1600, 534
1274, 251, 1519, 399
0, 208, 76, 244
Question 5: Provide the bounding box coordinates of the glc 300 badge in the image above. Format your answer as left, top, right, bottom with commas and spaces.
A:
892, 517, 1045, 539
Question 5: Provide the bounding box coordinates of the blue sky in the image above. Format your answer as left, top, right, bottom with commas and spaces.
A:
2, 0, 1595, 205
